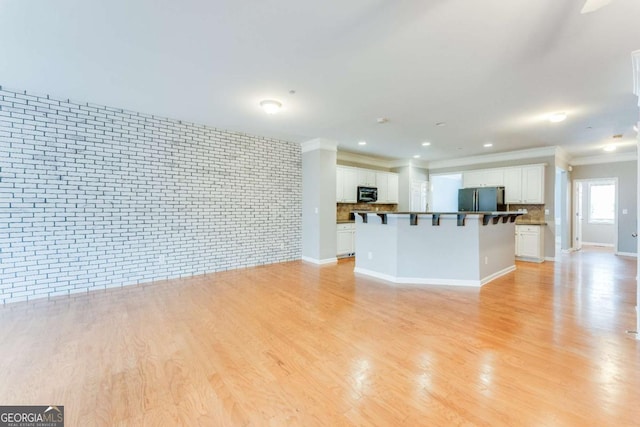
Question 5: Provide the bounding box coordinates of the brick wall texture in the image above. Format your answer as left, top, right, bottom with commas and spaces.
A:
0, 87, 302, 304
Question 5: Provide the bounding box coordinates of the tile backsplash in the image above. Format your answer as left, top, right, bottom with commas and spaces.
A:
337, 203, 398, 221
509, 204, 545, 223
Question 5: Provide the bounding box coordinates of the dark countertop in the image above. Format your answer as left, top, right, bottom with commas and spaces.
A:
352, 210, 525, 215
515, 221, 547, 225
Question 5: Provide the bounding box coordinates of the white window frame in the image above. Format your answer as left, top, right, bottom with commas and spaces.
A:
587, 180, 616, 225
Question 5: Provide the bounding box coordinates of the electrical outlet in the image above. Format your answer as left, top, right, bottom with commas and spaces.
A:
484, 256, 488, 265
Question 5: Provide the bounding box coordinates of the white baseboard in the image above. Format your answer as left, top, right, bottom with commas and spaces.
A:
544, 256, 557, 262
353, 265, 515, 287
301, 256, 337, 265
581, 242, 615, 247
615, 251, 638, 258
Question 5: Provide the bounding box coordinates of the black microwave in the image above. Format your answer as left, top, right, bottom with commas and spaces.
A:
357, 186, 378, 203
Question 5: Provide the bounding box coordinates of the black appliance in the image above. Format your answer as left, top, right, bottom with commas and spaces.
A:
458, 186, 506, 212
357, 186, 378, 203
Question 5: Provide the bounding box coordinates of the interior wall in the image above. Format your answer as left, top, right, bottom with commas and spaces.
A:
571, 161, 637, 254
0, 87, 302, 304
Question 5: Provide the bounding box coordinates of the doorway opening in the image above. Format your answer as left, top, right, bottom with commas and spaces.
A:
572, 178, 618, 251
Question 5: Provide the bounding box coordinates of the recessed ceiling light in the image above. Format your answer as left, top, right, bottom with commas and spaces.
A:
376, 117, 389, 124
413, 154, 421, 159
358, 141, 367, 146
422, 142, 431, 146
603, 145, 616, 152
548, 112, 567, 123
435, 122, 446, 127
483, 143, 493, 148
260, 99, 282, 114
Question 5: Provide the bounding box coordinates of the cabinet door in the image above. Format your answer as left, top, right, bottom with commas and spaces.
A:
375, 172, 389, 203
336, 167, 345, 202
484, 169, 505, 187
387, 173, 399, 203
337, 229, 352, 255
357, 169, 376, 187
343, 168, 358, 202
463, 170, 485, 188
504, 168, 523, 203
519, 232, 540, 258
521, 165, 544, 203
336, 166, 358, 203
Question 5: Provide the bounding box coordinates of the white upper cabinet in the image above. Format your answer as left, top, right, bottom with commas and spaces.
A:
336, 166, 398, 204
387, 173, 399, 203
357, 169, 377, 187
374, 171, 399, 204
462, 164, 545, 204
336, 166, 357, 203
462, 169, 504, 188
521, 165, 544, 203
504, 167, 523, 203
504, 165, 545, 204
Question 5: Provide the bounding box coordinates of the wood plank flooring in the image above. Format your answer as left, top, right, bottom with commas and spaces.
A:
1, 248, 639, 426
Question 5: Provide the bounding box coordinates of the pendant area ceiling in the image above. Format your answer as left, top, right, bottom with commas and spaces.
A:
1, 0, 639, 162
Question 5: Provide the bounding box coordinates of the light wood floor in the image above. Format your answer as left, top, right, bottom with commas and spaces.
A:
1, 249, 639, 426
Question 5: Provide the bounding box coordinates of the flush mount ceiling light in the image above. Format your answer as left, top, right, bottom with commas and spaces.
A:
259, 99, 282, 114
483, 143, 493, 148
548, 112, 567, 123
358, 141, 367, 146
422, 141, 431, 146
603, 145, 617, 152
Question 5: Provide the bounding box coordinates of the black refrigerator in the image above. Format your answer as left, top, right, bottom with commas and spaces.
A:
458, 186, 506, 212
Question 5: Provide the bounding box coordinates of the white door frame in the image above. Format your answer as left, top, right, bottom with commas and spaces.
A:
572, 178, 619, 251
572, 180, 584, 251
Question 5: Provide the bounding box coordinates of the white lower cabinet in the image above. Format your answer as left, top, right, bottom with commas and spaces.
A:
337, 223, 356, 256
515, 225, 544, 262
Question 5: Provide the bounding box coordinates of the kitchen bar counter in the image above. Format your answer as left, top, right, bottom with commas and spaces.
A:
353, 211, 524, 287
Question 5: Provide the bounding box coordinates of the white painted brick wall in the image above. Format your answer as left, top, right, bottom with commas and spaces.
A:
0, 86, 302, 304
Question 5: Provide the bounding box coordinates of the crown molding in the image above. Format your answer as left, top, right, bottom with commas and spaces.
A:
427, 146, 559, 170
300, 138, 337, 153
336, 150, 394, 168
570, 151, 637, 166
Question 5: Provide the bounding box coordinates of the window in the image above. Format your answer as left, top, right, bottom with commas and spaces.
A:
588, 181, 615, 224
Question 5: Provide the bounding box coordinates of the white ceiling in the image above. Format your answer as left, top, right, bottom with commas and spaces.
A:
1, 0, 639, 163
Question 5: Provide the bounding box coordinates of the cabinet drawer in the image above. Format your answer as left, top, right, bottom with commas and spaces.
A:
516, 225, 541, 234
337, 223, 355, 231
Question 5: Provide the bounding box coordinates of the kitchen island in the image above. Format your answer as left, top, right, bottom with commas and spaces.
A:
354, 211, 524, 287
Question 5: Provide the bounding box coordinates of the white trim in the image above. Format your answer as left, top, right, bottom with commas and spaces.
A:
570, 152, 637, 166
581, 242, 615, 247
337, 150, 391, 168
353, 265, 515, 287
632, 49, 640, 99
336, 151, 429, 170
544, 256, 557, 262
516, 256, 545, 263
300, 138, 337, 153
616, 251, 638, 257
301, 256, 337, 265
427, 146, 558, 170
